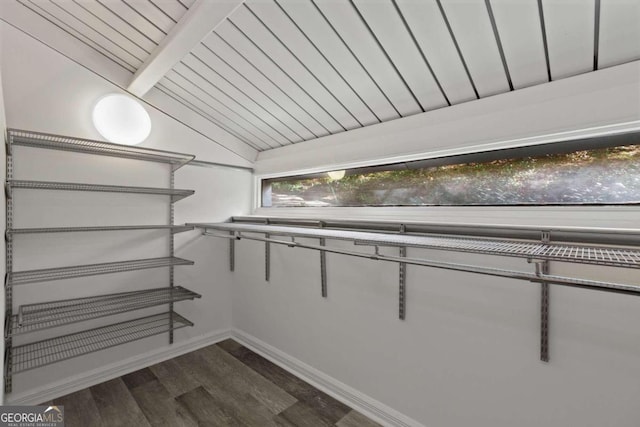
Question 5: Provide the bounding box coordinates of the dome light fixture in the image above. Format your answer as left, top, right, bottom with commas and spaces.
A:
327, 170, 346, 180
92, 93, 151, 145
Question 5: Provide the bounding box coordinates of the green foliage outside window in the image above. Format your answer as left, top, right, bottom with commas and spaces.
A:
264, 145, 640, 207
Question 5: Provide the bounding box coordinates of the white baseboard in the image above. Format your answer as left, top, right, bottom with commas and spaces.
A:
6, 328, 232, 405
231, 329, 423, 427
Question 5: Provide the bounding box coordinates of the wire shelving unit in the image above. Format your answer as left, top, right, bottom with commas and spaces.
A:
4, 129, 197, 393
12, 286, 201, 335
11, 312, 193, 374
6, 180, 194, 202
8, 257, 194, 286
7, 129, 194, 171
204, 223, 640, 270
194, 217, 640, 363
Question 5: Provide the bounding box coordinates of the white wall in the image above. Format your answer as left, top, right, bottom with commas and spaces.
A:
0, 21, 253, 403
232, 237, 640, 427
256, 60, 640, 176
0, 1, 258, 165
234, 61, 640, 427
0, 22, 254, 169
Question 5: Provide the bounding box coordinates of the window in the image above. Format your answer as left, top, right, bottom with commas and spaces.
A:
261, 139, 640, 207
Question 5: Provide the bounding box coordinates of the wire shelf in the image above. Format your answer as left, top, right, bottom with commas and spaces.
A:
7, 180, 194, 203
11, 312, 193, 373
7, 225, 194, 235
197, 223, 640, 269
7, 129, 194, 171
11, 286, 201, 335
9, 257, 194, 285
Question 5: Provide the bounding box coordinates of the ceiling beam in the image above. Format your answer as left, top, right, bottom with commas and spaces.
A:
127, 0, 245, 97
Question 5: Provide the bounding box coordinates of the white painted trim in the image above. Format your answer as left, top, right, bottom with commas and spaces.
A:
7, 328, 232, 405
254, 61, 640, 176
251, 205, 640, 230
256, 119, 640, 180
128, 0, 245, 97
231, 329, 424, 427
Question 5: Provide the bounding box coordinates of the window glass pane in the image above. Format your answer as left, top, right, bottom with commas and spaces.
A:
262, 145, 640, 207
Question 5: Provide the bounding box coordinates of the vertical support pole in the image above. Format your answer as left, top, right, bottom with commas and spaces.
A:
168, 169, 175, 345
5, 134, 14, 393
540, 230, 551, 362
265, 219, 270, 282
399, 224, 407, 320
319, 221, 327, 298
229, 231, 235, 272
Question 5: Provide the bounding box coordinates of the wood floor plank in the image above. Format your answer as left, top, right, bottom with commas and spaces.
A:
194, 344, 297, 415
336, 410, 382, 427
218, 341, 351, 423
175, 349, 284, 426
53, 388, 103, 427
273, 401, 334, 427
217, 338, 244, 353
122, 367, 157, 390
130, 379, 198, 427
90, 378, 151, 427
149, 358, 200, 397
40, 339, 378, 427
175, 386, 242, 427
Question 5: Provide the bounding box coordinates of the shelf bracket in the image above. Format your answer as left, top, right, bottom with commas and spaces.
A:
5, 148, 13, 393
540, 267, 550, 362
540, 230, 551, 362
319, 221, 327, 298
265, 219, 270, 282
168, 170, 175, 345
530, 258, 551, 362
229, 231, 235, 272
4, 345, 12, 394
399, 224, 407, 320
528, 258, 550, 362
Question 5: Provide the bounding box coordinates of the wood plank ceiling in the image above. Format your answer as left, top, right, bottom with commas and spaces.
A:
14, 0, 640, 154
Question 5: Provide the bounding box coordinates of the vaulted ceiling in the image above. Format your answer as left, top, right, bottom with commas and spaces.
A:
7, 0, 640, 157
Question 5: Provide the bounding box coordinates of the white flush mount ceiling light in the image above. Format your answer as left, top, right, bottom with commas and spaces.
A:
327, 170, 346, 180
92, 94, 151, 145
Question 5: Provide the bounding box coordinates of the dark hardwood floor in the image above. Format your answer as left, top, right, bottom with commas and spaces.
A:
42, 339, 381, 427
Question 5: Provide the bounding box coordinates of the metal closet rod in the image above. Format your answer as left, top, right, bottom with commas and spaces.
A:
231, 216, 640, 246
203, 231, 640, 297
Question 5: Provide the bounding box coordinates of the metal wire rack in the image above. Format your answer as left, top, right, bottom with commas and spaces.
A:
11, 286, 201, 335
3, 129, 199, 394
7, 225, 194, 236
6, 180, 195, 203
11, 312, 193, 373
201, 223, 640, 269
196, 219, 640, 362
7, 129, 195, 171
8, 257, 194, 285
